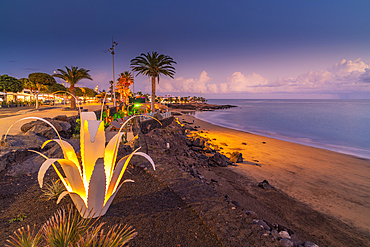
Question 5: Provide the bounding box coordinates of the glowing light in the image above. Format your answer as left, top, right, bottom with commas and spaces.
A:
6, 113, 155, 218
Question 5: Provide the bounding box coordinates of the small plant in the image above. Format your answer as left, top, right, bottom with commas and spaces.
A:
75, 118, 81, 133
102, 110, 113, 130
6, 225, 41, 247
41, 179, 66, 201
6, 206, 136, 246
9, 214, 27, 223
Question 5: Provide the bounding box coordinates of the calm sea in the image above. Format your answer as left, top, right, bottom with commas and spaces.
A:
194, 99, 370, 159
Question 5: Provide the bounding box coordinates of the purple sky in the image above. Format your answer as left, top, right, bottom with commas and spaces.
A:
1, 0, 370, 99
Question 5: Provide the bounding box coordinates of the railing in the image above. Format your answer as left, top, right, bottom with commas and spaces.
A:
160, 111, 171, 119
139, 111, 172, 121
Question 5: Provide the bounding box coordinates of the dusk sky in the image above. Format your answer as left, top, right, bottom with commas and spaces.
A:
1, 0, 370, 99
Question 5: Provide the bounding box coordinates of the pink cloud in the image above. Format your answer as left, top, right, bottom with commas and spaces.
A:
155, 58, 370, 95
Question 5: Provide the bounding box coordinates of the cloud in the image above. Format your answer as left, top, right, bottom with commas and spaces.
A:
156, 58, 370, 95
157, 70, 269, 94
245, 58, 370, 94
224, 72, 269, 93
359, 68, 370, 83
273, 58, 370, 94
157, 71, 213, 93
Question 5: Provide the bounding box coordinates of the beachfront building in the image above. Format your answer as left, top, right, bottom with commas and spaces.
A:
0, 89, 33, 103
0, 90, 97, 105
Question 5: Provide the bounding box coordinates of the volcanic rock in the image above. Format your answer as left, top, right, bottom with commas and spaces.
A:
258, 180, 275, 189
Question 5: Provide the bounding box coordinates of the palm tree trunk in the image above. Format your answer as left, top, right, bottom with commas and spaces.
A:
151, 77, 155, 114
70, 85, 76, 110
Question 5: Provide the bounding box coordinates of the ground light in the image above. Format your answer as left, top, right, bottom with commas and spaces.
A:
5, 112, 156, 218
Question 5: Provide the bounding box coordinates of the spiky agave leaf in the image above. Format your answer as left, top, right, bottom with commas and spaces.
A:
5, 225, 42, 247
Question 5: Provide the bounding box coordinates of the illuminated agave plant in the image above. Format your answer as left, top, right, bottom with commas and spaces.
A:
5, 112, 155, 218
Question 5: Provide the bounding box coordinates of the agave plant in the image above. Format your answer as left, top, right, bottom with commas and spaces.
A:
41, 179, 66, 201
5, 112, 155, 218
6, 205, 136, 246
6, 225, 42, 247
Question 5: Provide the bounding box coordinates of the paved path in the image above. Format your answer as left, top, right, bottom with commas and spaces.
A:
0, 103, 107, 138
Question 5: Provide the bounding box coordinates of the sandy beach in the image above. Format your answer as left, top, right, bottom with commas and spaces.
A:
176, 111, 370, 235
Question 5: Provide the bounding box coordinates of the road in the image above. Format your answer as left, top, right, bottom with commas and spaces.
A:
0, 103, 107, 138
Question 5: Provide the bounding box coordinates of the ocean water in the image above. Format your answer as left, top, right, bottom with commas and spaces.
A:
194, 99, 370, 159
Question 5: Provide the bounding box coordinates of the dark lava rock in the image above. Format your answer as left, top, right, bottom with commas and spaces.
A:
257, 220, 271, 231
258, 180, 275, 189
192, 137, 205, 148
191, 146, 203, 152
304, 241, 319, 247
53, 115, 68, 122
29, 124, 56, 139
231, 200, 241, 207
244, 210, 258, 219
279, 238, 294, 247
209, 152, 230, 167
229, 151, 243, 163
153, 112, 164, 120
21, 118, 72, 139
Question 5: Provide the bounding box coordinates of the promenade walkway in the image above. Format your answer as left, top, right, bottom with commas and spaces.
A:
0, 103, 105, 137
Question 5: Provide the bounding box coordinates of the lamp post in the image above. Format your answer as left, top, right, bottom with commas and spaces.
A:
108, 37, 118, 107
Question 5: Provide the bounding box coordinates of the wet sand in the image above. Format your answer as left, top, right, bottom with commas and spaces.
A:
177, 111, 370, 235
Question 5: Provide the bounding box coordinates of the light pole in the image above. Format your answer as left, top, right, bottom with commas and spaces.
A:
108, 37, 118, 107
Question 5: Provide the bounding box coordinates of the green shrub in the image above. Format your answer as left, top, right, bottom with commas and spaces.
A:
9, 214, 27, 223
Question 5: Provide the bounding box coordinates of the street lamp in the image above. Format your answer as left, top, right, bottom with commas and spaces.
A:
108, 37, 118, 107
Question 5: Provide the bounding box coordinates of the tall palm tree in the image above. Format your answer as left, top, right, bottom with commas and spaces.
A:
117, 71, 133, 102
130, 52, 176, 113
53, 66, 92, 109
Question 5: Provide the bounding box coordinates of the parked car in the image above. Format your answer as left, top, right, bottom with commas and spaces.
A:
43, 100, 54, 106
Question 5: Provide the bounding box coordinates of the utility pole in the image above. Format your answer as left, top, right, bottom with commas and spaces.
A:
108, 36, 118, 107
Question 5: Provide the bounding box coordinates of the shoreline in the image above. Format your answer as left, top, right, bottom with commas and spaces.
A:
193, 110, 370, 160
173, 109, 370, 235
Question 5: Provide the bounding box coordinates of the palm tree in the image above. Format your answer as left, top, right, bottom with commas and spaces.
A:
130, 52, 176, 113
53, 66, 92, 109
117, 71, 133, 103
